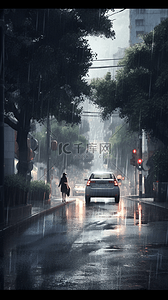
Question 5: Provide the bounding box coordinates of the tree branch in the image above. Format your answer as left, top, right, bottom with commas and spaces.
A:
12, 102, 20, 121
4, 115, 18, 131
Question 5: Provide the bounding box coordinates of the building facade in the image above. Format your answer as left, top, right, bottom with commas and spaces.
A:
129, 9, 168, 46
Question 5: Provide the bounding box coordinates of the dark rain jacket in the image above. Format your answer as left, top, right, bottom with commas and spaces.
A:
59, 175, 67, 193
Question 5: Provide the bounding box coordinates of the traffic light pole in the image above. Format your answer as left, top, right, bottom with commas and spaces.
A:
134, 166, 137, 195
139, 129, 142, 197
47, 113, 51, 184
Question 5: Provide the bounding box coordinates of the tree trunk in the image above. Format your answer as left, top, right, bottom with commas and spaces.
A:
16, 110, 30, 179
5, 107, 31, 179
17, 127, 29, 178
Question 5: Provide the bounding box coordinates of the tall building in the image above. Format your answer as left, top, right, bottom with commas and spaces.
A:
129, 9, 168, 46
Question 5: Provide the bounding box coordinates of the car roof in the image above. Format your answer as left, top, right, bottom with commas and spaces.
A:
91, 171, 113, 174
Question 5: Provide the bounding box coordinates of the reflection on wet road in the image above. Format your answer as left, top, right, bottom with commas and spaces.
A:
2, 197, 168, 289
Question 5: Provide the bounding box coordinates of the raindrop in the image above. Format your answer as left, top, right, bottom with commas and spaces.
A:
43, 11, 46, 33
156, 251, 162, 278
148, 264, 152, 289
6, 205, 9, 225
125, 155, 128, 179
36, 11, 39, 31
165, 228, 168, 244
151, 29, 155, 58
149, 29, 155, 99
148, 75, 152, 99
116, 147, 118, 171
47, 9, 50, 18
116, 264, 121, 289
9, 251, 12, 274
27, 63, 30, 83
42, 216, 46, 237
98, 9, 101, 21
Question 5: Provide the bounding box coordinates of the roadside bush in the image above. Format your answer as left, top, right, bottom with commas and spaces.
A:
4, 174, 29, 207
4, 175, 51, 207
28, 180, 51, 203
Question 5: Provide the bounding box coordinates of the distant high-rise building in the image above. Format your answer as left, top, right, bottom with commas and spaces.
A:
129, 8, 168, 46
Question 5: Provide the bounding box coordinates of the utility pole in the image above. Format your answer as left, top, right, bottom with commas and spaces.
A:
46, 113, 51, 184
139, 129, 142, 197
130, 149, 138, 195
0, 9, 4, 290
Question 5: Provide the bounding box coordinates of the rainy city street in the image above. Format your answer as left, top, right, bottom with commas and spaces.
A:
2, 196, 168, 290
2, 8, 168, 291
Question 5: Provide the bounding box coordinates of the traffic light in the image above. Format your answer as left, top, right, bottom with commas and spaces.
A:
130, 149, 137, 166
137, 158, 143, 170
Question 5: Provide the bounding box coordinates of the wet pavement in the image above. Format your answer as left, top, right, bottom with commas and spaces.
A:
2, 196, 168, 289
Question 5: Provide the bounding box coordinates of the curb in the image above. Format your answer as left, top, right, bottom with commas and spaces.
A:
1, 199, 76, 236
124, 195, 168, 211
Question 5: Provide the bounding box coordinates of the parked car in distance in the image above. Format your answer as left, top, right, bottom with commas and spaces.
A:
85, 171, 120, 204
73, 184, 85, 196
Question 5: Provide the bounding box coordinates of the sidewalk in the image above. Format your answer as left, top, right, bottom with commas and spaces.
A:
2, 197, 76, 236
125, 195, 168, 210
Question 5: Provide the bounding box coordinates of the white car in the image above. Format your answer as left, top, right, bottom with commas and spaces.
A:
73, 184, 85, 196
85, 171, 120, 204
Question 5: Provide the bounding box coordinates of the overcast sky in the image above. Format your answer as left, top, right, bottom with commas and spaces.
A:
87, 9, 130, 80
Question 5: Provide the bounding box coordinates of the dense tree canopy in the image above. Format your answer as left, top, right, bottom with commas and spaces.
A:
4, 8, 115, 177
91, 18, 168, 147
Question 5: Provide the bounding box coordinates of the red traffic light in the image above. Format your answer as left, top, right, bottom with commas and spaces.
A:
137, 158, 143, 164
130, 149, 138, 166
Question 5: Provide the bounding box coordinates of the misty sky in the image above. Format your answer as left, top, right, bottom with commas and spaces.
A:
87, 9, 129, 79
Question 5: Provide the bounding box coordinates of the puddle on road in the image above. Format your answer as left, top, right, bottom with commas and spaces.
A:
89, 245, 123, 256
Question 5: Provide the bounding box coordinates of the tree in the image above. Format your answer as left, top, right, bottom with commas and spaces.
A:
35, 120, 94, 175
91, 18, 168, 147
4, 9, 115, 178
108, 123, 138, 174
91, 72, 117, 120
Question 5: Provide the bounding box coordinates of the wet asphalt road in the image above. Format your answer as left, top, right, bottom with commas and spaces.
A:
2, 196, 168, 290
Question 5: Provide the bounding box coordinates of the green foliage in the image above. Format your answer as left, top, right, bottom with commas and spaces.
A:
4, 174, 29, 192
152, 147, 168, 181
91, 18, 168, 147
28, 180, 51, 203
29, 180, 50, 193
108, 123, 138, 175
91, 72, 117, 120
4, 9, 114, 176
4, 174, 51, 206
35, 119, 93, 173
4, 174, 50, 194
4, 174, 29, 206
74, 9, 115, 38
5, 8, 115, 127
109, 123, 138, 156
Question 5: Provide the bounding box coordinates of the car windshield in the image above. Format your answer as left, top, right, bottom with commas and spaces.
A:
90, 173, 114, 179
